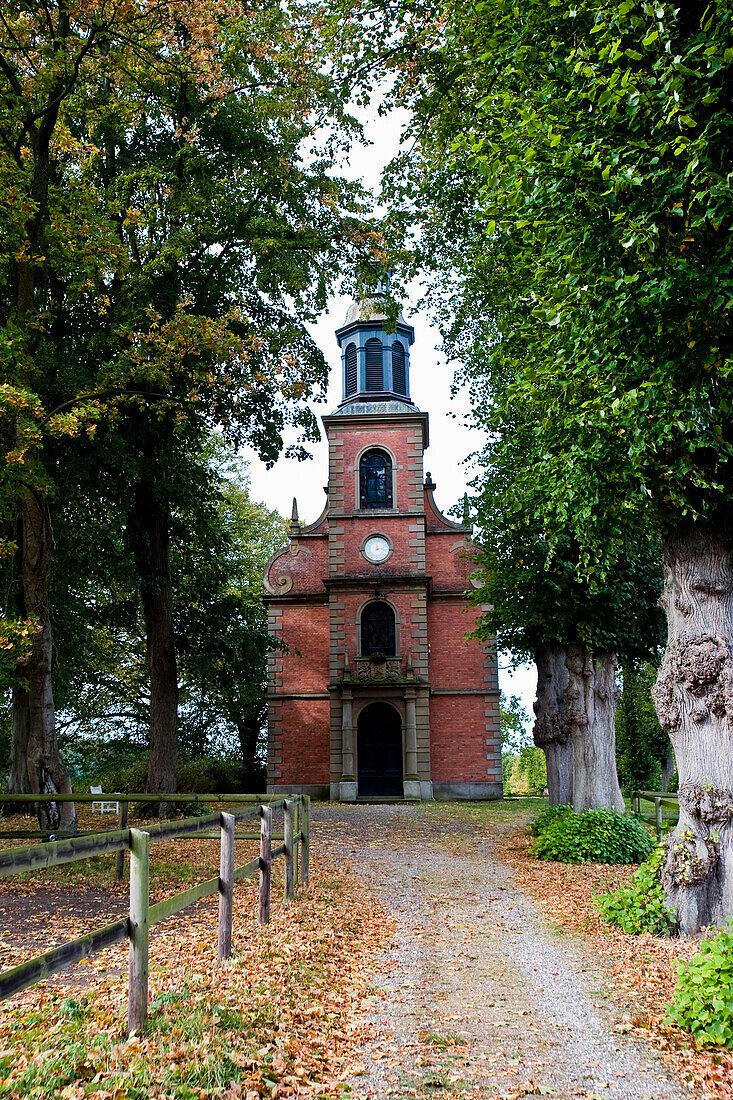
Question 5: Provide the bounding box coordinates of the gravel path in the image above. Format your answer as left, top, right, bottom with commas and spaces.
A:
314, 803, 690, 1100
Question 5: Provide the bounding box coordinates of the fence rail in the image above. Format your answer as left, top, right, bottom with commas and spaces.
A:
0, 792, 305, 879
631, 789, 679, 841
0, 794, 310, 1033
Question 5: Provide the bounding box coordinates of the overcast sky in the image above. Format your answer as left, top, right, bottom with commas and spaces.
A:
240, 102, 538, 734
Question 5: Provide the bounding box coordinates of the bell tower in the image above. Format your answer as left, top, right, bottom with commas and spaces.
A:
335, 294, 415, 405
264, 296, 502, 801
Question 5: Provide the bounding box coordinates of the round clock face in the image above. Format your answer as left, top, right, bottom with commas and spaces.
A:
363, 535, 391, 564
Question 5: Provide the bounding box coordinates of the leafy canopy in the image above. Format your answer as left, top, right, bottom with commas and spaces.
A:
389, 0, 733, 572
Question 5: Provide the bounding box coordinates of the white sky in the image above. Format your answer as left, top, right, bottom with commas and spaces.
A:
241, 102, 537, 736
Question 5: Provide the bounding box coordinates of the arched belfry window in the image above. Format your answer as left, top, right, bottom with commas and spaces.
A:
392, 342, 406, 395
361, 601, 396, 657
365, 338, 383, 390
345, 343, 357, 396
359, 448, 393, 509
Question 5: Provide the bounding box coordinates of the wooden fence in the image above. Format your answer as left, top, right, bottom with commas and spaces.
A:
0, 794, 310, 1033
631, 790, 679, 841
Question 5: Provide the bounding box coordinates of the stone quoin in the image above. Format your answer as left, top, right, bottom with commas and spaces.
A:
264, 293, 502, 800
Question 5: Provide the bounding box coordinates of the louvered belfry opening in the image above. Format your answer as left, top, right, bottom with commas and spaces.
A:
365, 338, 383, 390
359, 448, 393, 508
392, 342, 406, 395
360, 601, 396, 657
345, 343, 358, 396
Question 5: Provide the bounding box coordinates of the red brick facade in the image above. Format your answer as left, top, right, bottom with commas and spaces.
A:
264, 301, 501, 800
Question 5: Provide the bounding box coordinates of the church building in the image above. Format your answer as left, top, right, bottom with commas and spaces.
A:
264, 296, 501, 800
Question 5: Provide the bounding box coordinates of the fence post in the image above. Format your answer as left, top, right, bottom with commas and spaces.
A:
293, 798, 300, 890
284, 799, 295, 901
127, 828, 150, 1035
218, 812, 235, 961
300, 795, 310, 886
655, 796, 663, 842
259, 805, 272, 925
115, 801, 129, 881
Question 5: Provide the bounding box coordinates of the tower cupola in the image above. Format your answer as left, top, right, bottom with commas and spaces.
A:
334, 289, 416, 411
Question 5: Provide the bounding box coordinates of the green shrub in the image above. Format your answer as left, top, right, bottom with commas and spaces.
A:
90, 752, 250, 796
667, 925, 733, 1047
597, 846, 676, 934
531, 807, 655, 864
530, 803, 572, 836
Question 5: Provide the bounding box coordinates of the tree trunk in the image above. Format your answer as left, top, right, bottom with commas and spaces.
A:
565, 647, 624, 811
533, 644, 624, 811
652, 521, 733, 934
661, 747, 676, 794
533, 645, 574, 806
20, 491, 75, 832
8, 684, 31, 796
233, 702, 266, 792
132, 480, 178, 811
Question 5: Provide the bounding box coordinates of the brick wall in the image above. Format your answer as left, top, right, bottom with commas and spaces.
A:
277, 698, 330, 784
277, 603, 330, 693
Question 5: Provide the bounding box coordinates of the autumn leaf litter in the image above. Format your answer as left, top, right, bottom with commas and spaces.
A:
0, 801, 729, 1099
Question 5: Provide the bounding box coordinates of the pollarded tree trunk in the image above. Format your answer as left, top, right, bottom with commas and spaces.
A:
20, 492, 75, 832
533, 645, 574, 806
652, 522, 733, 935
8, 684, 31, 795
533, 644, 624, 811
564, 646, 624, 812
132, 480, 178, 811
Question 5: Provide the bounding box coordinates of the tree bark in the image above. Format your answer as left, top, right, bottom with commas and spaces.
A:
533, 643, 624, 811
661, 747, 676, 794
565, 647, 624, 811
652, 521, 733, 934
19, 493, 75, 832
131, 480, 178, 811
533, 645, 574, 805
8, 684, 31, 796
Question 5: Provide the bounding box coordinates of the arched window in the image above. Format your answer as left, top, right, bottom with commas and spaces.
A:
359, 448, 393, 509
361, 601, 396, 657
345, 343, 357, 396
365, 338, 383, 390
392, 342, 406, 395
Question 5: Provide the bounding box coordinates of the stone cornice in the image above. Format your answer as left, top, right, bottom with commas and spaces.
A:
322, 409, 429, 448
323, 574, 430, 590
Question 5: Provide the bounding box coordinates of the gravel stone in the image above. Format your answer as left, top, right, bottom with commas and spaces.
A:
314, 803, 691, 1100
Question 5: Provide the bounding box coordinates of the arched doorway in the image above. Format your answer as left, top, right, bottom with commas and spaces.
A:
357, 703, 403, 797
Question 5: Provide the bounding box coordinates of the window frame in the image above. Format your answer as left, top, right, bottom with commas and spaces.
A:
359, 600, 398, 658
358, 447, 394, 510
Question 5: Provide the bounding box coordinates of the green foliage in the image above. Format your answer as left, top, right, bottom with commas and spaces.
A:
501, 751, 516, 796
500, 691, 532, 752
530, 803, 572, 837
616, 660, 673, 795
668, 926, 733, 1047
509, 745, 547, 795
84, 748, 253, 796
531, 808, 655, 864
50, 445, 283, 784
598, 846, 676, 935
385, 0, 733, 614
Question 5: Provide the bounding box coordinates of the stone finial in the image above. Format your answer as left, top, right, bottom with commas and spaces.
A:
424, 471, 436, 491
288, 496, 301, 536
